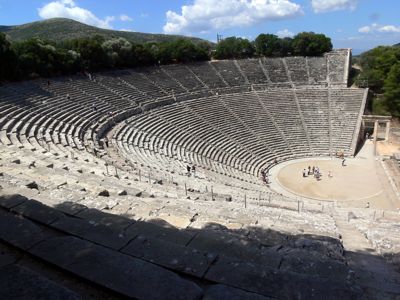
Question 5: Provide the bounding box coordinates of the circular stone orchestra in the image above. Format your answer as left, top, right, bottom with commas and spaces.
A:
275, 156, 385, 203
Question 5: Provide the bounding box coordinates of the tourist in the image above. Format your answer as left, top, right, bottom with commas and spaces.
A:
312, 166, 315, 174
314, 167, 320, 179
308, 165, 311, 175
192, 165, 196, 176
366, 202, 370, 208
342, 158, 346, 166
187, 165, 191, 175
302, 169, 307, 177
66, 93, 70, 100
328, 171, 333, 178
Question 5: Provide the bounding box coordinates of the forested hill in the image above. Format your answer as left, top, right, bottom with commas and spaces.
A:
0, 18, 209, 45
355, 45, 400, 117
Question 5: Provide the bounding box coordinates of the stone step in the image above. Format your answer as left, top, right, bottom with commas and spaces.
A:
0, 264, 81, 300
30, 236, 203, 300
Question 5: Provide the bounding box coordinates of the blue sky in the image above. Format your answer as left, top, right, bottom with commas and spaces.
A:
0, 0, 399, 53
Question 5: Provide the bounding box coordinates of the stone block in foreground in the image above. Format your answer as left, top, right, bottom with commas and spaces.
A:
30, 236, 203, 300
0, 264, 81, 300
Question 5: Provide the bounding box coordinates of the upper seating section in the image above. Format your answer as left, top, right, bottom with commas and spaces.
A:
285, 57, 309, 83
326, 49, 350, 86
209, 60, 245, 86
0, 49, 358, 178
307, 57, 328, 83
262, 57, 290, 83
236, 59, 268, 84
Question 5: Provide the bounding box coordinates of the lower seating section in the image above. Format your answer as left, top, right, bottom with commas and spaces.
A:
116, 87, 366, 179
296, 88, 331, 154
330, 88, 366, 153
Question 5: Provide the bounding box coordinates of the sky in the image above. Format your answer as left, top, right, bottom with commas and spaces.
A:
0, 0, 399, 53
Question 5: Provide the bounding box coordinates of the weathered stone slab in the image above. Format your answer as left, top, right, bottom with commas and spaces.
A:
0, 264, 81, 300
0, 194, 28, 209
188, 230, 281, 268
0, 242, 21, 267
55, 201, 87, 216
204, 284, 273, 300
76, 208, 134, 231
51, 215, 135, 250
30, 236, 203, 300
279, 248, 349, 280
125, 221, 194, 246
11, 199, 65, 225
205, 256, 361, 299
121, 234, 216, 278
0, 210, 47, 250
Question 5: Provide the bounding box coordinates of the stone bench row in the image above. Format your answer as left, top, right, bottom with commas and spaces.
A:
0, 194, 358, 299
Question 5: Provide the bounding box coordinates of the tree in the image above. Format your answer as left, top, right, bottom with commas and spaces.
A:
13, 38, 62, 77
254, 34, 280, 57
0, 33, 17, 80
102, 37, 133, 67
357, 46, 400, 92
169, 39, 209, 63
131, 43, 156, 66
214, 37, 255, 59
68, 35, 109, 71
277, 37, 293, 57
292, 32, 332, 56
384, 62, 400, 117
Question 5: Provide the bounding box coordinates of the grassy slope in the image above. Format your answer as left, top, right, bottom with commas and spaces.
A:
0, 18, 209, 45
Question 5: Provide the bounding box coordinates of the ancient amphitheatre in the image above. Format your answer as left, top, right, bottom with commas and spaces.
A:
1, 48, 400, 299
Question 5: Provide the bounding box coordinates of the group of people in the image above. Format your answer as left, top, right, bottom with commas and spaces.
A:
186, 165, 196, 176
260, 169, 269, 184
302, 165, 326, 180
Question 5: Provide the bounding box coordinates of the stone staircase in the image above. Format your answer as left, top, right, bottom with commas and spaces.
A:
332, 210, 400, 299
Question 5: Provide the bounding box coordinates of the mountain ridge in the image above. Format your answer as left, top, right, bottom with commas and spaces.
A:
0, 18, 210, 45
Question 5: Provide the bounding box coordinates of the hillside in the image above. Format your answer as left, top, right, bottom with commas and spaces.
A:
0, 18, 209, 45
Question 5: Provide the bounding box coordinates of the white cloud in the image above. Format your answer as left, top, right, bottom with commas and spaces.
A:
311, 0, 357, 13
379, 25, 400, 33
140, 13, 149, 18
163, 0, 303, 34
358, 23, 400, 34
277, 28, 294, 37
120, 14, 133, 22
38, 0, 115, 29
358, 26, 371, 33
120, 28, 135, 32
